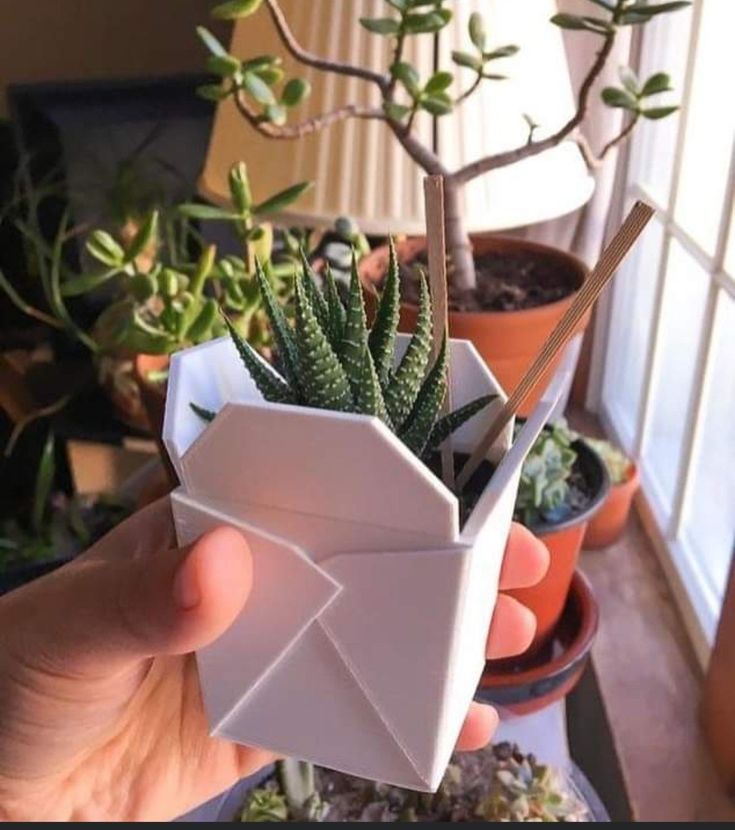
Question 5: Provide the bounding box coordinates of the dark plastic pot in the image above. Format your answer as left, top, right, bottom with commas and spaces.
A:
477, 570, 599, 715
508, 439, 609, 650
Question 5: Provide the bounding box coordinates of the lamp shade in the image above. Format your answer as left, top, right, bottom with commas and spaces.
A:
200, 0, 594, 235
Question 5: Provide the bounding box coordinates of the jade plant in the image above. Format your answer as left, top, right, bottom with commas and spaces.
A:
197, 0, 688, 292
193, 241, 495, 475
514, 420, 579, 527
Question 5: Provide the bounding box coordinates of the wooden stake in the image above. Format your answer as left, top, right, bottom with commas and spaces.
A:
423, 175, 454, 490
456, 200, 655, 491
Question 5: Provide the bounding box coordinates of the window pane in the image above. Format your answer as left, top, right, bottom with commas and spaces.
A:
627, 5, 692, 207
681, 291, 735, 601
725, 204, 735, 278
602, 217, 664, 441
674, 0, 735, 255
642, 239, 709, 513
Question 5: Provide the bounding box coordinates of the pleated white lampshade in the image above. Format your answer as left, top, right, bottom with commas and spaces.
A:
200, 0, 594, 234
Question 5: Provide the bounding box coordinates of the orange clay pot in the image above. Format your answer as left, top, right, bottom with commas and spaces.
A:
359, 234, 589, 416
584, 462, 640, 549
507, 440, 609, 650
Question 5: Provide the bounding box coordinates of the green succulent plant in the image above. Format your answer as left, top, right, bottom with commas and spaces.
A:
585, 436, 632, 485
192, 240, 495, 479
514, 421, 578, 528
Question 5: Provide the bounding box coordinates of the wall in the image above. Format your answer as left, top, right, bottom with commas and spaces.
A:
0, 0, 228, 116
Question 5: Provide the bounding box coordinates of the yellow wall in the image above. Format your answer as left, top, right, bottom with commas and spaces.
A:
0, 0, 228, 116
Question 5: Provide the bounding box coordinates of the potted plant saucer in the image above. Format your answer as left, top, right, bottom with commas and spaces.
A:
162, 255, 570, 792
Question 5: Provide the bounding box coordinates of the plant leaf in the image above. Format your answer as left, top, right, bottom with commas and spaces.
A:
353, 345, 391, 426
469, 12, 486, 51
619, 66, 639, 95
368, 237, 400, 386
281, 78, 311, 107
242, 70, 276, 105
601, 86, 639, 109
178, 203, 239, 221
340, 252, 369, 392
421, 93, 453, 116
86, 230, 124, 267
384, 272, 432, 429
383, 101, 412, 121
224, 313, 295, 404
641, 105, 679, 119
300, 250, 330, 334
211, 0, 263, 19
294, 274, 353, 411
190, 402, 216, 422
253, 181, 312, 215
254, 259, 299, 385
399, 336, 448, 457
426, 394, 496, 453
359, 17, 401, 35
403, 9, 452, 34
452, 50, 483, 71
196, 26, 228, 57
125, 210, 158, 263
483, 44, 520, 60
425, 71, 454, 95
323, 263, 346, 351
641, 71, 672, 96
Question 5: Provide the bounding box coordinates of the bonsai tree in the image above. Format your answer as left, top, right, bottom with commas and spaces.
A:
197, 0, 688, 292
193, 241, 495, 480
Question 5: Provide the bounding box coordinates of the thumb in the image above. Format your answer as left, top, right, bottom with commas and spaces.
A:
2, 526, 252, 674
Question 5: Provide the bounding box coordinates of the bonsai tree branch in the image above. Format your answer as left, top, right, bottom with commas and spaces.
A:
574, 114, 640, 170
234, 92, 384, 138
450, 31, 616, 185
599, 114, 639, 159
264, 0, 389, 93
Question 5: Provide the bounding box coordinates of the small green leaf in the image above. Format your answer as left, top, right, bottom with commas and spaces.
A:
340, 253, 369, 391
427, 395, 496, 453
469, 12, 486, 51
641, 72, 673, 97
585, 0, 615, 10
624, 1, 690, 19
243, 54, 282, 71
420, 93, 453, 116
86, 230, 124, 267
452, 50, 483, 71
368, 237, 400, 386
60, 268, 118, 297
483, 44, 520, 60
197, 26, 228, 57
178, 203, 240, 221
242, 70, 276, 105
601, 86, 639, 109
186, 298, 218, 342
224, 313, 295, 404
550, 13, 613, 33
228, 162, 252, 214
353, 346, 391, 426
300, 250, 330, 337
253, 181, 312, 215
197, 83, 229, 101
403, 9, 452, 34
425, 71, 453, 95
254, 65, 284, 86
207, 54, 242, 77
619, 66, 639, 95
254, 259, 298, 384
211, 0, 263, 20
281, 78, 311, 107
125, 211, 158, 264
359, 17, 401, 35
641, 105, 679, 119
384, 101, 412, 121
323, 264, 346, 351
399, 336, 448, 457
264, 103, 287, 125
391, 61, 421, 96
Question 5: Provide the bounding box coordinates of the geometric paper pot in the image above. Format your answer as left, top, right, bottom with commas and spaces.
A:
200, 0, 594, 235
163, 334, 568, 791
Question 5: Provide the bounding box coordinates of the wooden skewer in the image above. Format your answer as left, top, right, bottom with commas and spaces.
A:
456, 200, 655, 491
423, 175, 454, 490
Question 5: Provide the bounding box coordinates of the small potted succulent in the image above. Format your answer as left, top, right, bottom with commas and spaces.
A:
197, 0, 688, 413
503, 420, 609, 649
237, 743, 590, 822
0, 434, 132, 595
583, 437, 639, 548
163, 243, 568, 790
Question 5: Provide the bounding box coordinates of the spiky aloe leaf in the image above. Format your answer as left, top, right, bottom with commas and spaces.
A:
254, 259, 298, 385
425, 394, 496, 455
384, 272, 432, 429
323, 263, 346, 350
368, 237, 400, 386
399, 336, 449, 457
190, 402, 216, 422
353, 345, 392, 427
340, 252, 369, 391
224, 314, 296, 404
294, 273, 353, 411
300, 250, 330, 333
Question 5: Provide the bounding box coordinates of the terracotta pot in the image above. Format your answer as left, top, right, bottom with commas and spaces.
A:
359, 234, 589, 416
134, 353, 178, 486
584, 462, 639, 549
508, 440, 609, 649
477, 570, 599, 715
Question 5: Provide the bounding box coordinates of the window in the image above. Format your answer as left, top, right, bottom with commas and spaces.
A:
595, 0, 735, 662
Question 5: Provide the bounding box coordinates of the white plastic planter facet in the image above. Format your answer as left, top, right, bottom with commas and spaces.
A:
163, 335, 568, 791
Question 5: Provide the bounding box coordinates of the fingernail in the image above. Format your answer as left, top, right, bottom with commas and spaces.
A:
173, 558, 200, 610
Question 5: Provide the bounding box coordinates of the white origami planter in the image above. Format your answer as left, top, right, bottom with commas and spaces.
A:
163, 334, 569, 792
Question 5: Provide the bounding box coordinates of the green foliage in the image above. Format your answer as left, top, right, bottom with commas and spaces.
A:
514, 421, 578, 527
600, 66, 678, 120
552, 0, 690, 33
585, 437, 632, 485
194, 242, 494, 481
239, 786, 289, 822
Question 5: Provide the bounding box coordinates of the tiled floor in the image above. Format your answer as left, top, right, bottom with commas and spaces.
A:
579, 495, 735, 820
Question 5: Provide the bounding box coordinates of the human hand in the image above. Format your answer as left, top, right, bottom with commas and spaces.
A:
0, 498, 547, 821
